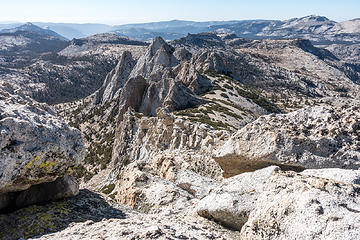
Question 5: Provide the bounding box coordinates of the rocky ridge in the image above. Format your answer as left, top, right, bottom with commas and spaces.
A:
215, 105, 360, 176
55, 33, 360, 195
0, 33, 147, 104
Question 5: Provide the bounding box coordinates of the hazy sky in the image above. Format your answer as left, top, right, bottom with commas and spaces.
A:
1, 0, 359, 24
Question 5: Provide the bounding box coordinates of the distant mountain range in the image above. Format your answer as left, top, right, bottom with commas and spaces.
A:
0, 22, 68, 40
0, 15, 359, 68
1, 16, 359, 42
0, 22, 112, 40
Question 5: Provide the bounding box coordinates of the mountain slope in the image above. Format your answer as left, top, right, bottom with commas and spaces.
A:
0, 33, 147, 104
53, 33, 360, 196
0, 23, 69, 68
0, 22, 67, 40
1, 23, 360, 239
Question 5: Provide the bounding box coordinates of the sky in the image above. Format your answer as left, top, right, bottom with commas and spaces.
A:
1, 0, 359, 25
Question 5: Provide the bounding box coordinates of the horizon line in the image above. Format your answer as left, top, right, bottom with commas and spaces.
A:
0, 15, 357, 26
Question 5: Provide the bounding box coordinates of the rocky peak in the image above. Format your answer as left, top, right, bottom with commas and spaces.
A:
0, 22, 67, 40
130, 36, 180, 79
150, 36, 174, 56
298, 15, 330, 22
95, 51, 136, 104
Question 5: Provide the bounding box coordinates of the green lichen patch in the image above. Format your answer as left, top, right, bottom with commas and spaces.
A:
39, 160, 56, 173
109, 191, 118, 200
26, 156, 39, 169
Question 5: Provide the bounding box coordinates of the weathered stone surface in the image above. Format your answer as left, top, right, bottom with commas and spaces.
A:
240, 171, 360, 240
197, 166, 280, 230
0, 86, 84, 210
0, 188, 240, 240
138, 76, 203, 116
116, 163, 195, 214
301, 168, 360, 184
175, 62, 212, 94
29, 212, 239, 240
175, 169, 219, 199
215, 105, 360, 176
112, 109, 226, 182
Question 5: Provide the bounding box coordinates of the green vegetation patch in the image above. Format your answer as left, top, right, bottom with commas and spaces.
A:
101, 184, 115, 195
235, 87, 280, 113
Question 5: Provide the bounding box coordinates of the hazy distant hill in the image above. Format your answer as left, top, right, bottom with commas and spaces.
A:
2, 16, 359, 43
0, 23, 69, 67
111, 19, 246, 41
0, 16, 359, 62
34, 23, 113, 39
111, 16, 360, 44
0, 22, 112, 39
1, 22, 68, 40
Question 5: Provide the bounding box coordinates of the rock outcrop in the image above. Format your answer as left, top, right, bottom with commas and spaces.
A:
175, 62, 212, 94
0, 86, 84, 211
240, 171, 360, 240
112, 109, 226, 181
84, 109, 227, 213
197, 166, 280, 230
95, 51, 136, 104
215, 105, 360, 176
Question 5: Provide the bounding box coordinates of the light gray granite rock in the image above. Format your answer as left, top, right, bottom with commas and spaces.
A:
95, 50, 136, 104
241, 171, 360, 240
0, 86, 84, 210
301, 168, 360, 185
215, 105, 360, 176
197, 166, 280, 230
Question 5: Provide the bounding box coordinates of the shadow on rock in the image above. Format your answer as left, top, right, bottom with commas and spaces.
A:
0, 189, 129, 240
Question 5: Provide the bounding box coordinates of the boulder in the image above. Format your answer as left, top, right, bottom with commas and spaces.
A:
241, 171, 360, 240
0, 86, 84, 210
215, 105, 360, 176
116, 163, 194, 214
197, 166, 280, 230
